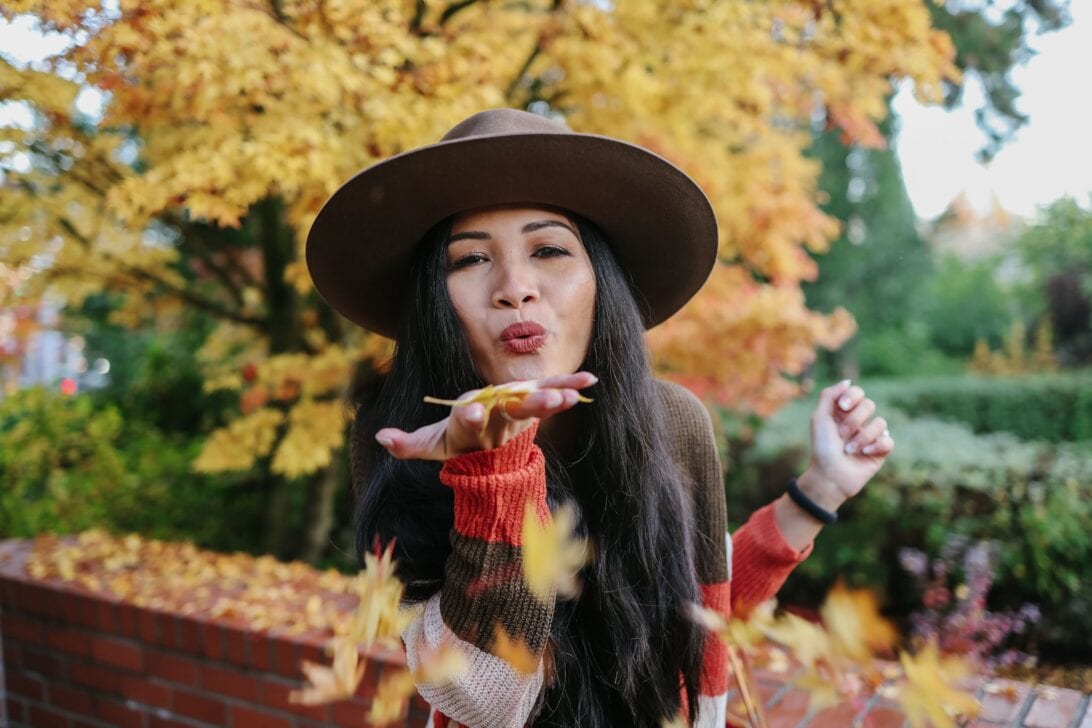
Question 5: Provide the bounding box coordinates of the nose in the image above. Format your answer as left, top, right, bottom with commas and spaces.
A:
491, 260, 539, 309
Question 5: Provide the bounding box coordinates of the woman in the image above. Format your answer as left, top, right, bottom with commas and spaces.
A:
305, 109, 893, 728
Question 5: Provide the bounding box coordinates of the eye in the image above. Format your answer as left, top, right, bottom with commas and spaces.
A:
448, 252, 488, 270
533, 244, 572, 259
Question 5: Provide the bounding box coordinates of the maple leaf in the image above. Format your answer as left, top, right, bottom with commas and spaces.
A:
896, 642, 981, 728
368, 668, 418, 726
821, 581, 898, 662
288, 638, 365, 705
492, 624, 539, 676
425, 380, 593, 433
521, 500, 590, 603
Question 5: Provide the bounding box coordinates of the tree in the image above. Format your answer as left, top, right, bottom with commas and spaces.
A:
0, 0, 958, 559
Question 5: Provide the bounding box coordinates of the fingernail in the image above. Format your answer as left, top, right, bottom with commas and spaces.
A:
844, 441, 858, 455
587, 374, 599, 383
375, 433, 393, 448
839, 396, 852, 410
862, 444, 876, 455
839, 379, 851, 387
467, 406, 483, 422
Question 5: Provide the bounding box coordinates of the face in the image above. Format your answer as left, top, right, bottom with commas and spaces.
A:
445, 205, 597, 384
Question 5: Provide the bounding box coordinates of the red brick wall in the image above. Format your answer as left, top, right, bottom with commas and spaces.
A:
0, 539, 431, 728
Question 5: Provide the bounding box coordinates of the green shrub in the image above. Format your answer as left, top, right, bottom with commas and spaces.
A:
886, 371, 1092, 442
0, 387, 267, 552
724, 381, 1092, 660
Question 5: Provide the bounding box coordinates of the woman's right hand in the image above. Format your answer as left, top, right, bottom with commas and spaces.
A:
375, 371, 598, 461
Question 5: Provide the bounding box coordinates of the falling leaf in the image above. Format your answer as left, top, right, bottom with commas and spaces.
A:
820, 581, 898, 662
897, 642, 981, 728
521, 500, 590, 603
368, 668, 418, 726
289, 638, 365, 705
492, 624, 539, 676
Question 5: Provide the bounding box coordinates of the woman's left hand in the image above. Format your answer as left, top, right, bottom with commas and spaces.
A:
801, 379, 895, 509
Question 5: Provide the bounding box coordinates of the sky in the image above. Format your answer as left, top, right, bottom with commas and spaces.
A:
1, 5, 1090, 223
892, 1, 1092, 220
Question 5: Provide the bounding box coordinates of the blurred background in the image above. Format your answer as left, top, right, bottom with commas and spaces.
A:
2, 0, 1088, 688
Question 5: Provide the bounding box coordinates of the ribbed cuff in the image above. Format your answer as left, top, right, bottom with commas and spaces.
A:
439, 422, 549, 546
699, 581, 732, 695
746, 500, 814, 564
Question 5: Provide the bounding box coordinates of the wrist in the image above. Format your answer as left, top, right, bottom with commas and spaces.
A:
795, 468, 847, 513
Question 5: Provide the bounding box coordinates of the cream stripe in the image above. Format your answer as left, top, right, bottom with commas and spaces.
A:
695, 692, 728, 728
401, 594, 544, 728
725, 530, 733, 581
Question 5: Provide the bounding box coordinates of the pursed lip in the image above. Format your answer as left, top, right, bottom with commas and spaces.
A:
499, 321, 547, 354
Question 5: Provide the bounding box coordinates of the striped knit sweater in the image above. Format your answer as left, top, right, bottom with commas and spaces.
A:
400, 380, 813, 727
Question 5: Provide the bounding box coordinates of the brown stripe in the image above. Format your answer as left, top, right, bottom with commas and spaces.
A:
656, 379, 730, 585
440, 530, 556, 654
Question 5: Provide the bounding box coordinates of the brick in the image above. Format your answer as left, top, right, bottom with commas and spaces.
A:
69, 659, 123, 693
5, 697, 25, 724
978, 679, 1032, 723
92, 634, 143, 671
96, 696, 146, 728
250, 634, 275, 672
138, 609, 159, 643
806, 701, 860, 727
7, 671, 45, 700
222, 624, 251, 668
263, 677, 332, 722
727, 680, 780, 719
158, 614, 182, 650
49, 682, 96, 714
45, 624, 91, 657
67, 592, 101, 629
202, 663, 260, 702
272, 636, 301, 678
98, 600, 121, 632
117, 604, 139, 639
1023, 686, 1084, 728
860, 705, 907, 728
119, 674, 174, 710
230, 704, 294, 728
171, 686, 227, 724
147, 716, 194, 728
24, 646, 65, 678
764, 689, 814, 728
331, 698, 372, 727
200, 622, 225, 660
2, 612, 42, 642
145, 648, 201, 687
28, 703, 70, 728
2, 639, 22, 670
176, 617, 202, 655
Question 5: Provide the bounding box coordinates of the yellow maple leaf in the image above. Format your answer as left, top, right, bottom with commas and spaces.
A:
288, 638, 365, 705
425, 380, 592, 433
896, 642, 981, 728
521, 500, 590, 603
820, 581, 898, 662
368, 668, 418, 726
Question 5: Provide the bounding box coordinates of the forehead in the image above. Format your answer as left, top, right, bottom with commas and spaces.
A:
449, 204, 577, 233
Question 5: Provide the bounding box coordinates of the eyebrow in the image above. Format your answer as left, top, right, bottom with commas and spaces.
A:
447, 219, 578, 244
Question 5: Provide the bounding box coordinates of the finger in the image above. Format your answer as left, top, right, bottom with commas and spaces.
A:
837, 397, 877, 440
846, 416, 887, 455
505, 388, 568, 419
452, 402, 487, 430
537, 371, 599, 391
861, 426, 894, 456
376, 425, 446, 461
811, 379, 853, 436
834, 385, 866, 419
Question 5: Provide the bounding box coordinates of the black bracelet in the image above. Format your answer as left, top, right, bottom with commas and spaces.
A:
785, 477, 838, 525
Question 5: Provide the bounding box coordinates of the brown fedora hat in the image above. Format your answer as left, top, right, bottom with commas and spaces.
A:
305, 108, 718, 339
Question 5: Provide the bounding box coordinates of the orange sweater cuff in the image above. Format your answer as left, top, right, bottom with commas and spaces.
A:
439, 421, 549, 546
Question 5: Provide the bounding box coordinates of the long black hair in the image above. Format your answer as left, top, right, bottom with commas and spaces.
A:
350, 211, 706, 726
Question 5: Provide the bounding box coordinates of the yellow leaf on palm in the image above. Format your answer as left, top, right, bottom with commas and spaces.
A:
425, 380, 592, 433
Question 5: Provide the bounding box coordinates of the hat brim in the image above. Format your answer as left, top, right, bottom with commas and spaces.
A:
305, 131, 718, 339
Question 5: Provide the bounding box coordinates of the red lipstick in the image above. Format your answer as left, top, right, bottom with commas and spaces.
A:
500, 321, 547, 354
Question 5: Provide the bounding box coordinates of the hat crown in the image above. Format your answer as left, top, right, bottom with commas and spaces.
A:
440, 108, 571, 142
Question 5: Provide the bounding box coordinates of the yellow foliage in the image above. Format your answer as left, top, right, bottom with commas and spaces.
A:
3, 0, 960, 469
521, 500, 591, 603
193, 407, 284, 473
897, 641, 981, 728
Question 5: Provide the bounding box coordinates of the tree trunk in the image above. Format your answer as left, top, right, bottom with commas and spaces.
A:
264, 474, 291, 558
300, 462, 342, 564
